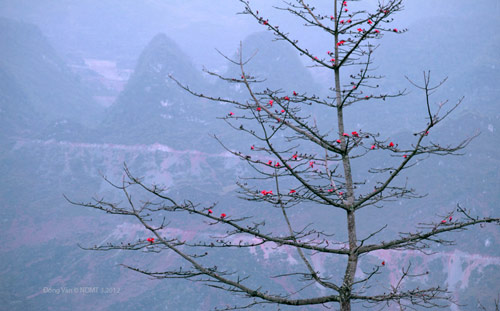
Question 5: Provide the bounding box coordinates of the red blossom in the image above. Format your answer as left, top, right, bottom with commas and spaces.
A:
403, 155, 407, 158
229, 112, 234, 116
268, 160, 273, 165
374, 29, 380, 34
351, 131, 359, 137
339, 191, 344, 195
221, 213, 226, 219
343, 1, 347, 5
289, 189, 296, 194
293, 91, 298, 96
343, 133, 349, 137
441, 220, 446, 224
336, 139, 341, 143
371, 145, 375, 150
330, 58, 336, 62
347, 19, 352, 23
208, 209, 213, 214
257, 107, 261, 111
344, 8, 348, 12
340, 19, 345, 24
389, 142, 394, 147
284, 96, 290, 101
337, 40, 346, 46
275, 162, 280, 167
327, 51, 331, 55
309, 161, 314, 168
382, 261, 385, 266
147, 238, 155, 243
357, 28, 363, 32
251, 145, 254, 150
292, 154, 298, 160
368, 20, 373, 24
449, 216, 453, 221
330, 15, 334, 20
281, 109, 285, 113
263, 20, 268, 25
269, 100, 273, 106
328, 189, 334, 192
393, 28, 398, 32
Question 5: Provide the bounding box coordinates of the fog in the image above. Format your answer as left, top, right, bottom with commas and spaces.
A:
0, 0, 498, 310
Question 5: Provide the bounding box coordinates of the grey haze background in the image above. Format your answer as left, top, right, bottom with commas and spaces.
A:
0, 0, 499, 310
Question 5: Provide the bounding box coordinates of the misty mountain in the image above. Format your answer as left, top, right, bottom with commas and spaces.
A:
0, 17, 103, 128
0, 67, 42, 144
220, 31, 323, 97
102, 33, 226, 151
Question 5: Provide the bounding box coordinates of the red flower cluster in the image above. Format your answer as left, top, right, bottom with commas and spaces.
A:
389, 142, 395, 147
221, 213, 227, 219
263, 20, 268, 25
336, 139, 341, 143
257, 107, 262, 111
292, 154, 298, 160
374, 29, 380, 34
281, 109, 285, 113
337, 40, 346, 46
393, 28, 398, 32
289, 189, 296, 194
293, 91, 298, 96
251, 145, 254, 150
208, 209, 213, 214
382, 261, 385, 266
343, 133, 349, 137
269, 100, 273, 106
268, 160, 273, 165
147, 237, 155, 243
347, 19, 352, 23
351, 131, 359, 137
403, 154, 407, 158
275, 162, 281, 167
229, 112, 234, 116
357, 28, 363, 32
340, 19, 345, 24
261, 190, 273, 195
330, 58, 335, 63
371, 145, 375, 150
328, 189, 334, 192
368, 20, 373, 25
309, 161, 314, 168
284, 96, 290, 101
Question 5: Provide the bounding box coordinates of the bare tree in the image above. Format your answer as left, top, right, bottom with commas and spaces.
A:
68, 1, 499, 310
